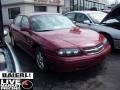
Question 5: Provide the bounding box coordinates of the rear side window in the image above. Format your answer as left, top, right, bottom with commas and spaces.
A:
65, 13, 75, 21
14, 16, 22, 26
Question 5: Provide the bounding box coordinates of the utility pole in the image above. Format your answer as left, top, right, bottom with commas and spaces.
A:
77, 0, 78, 10
0, 0, 3, 42
83, 0, 85, 10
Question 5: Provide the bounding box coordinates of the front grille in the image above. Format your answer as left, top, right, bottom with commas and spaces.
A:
83, 43, 104, 55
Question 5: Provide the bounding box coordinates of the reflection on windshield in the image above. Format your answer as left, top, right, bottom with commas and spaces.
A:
31, 15, 75, 31
88, 12, 107, 24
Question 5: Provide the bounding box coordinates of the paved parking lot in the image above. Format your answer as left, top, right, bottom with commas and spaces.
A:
5, 34, 120, 90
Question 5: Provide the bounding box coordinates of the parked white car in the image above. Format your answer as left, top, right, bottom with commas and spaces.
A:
64, 11, 107, 28
66, 4, 120, 50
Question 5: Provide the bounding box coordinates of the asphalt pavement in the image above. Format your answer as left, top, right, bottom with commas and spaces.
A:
5, 31, 120, 90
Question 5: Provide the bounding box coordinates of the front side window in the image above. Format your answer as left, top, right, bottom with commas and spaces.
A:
8, 7, 20, 19
21, 16, 30, 28
76, 13, 90, 23
14, 16, 22, 27
31, 15, 75, 31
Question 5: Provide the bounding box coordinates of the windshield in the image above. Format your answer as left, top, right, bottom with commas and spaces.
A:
88, 12, 107, 24
31, 14, 75, 31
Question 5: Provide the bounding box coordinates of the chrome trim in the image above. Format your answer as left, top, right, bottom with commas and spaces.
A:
84, 45, 103, 52
83, 44, 104, 54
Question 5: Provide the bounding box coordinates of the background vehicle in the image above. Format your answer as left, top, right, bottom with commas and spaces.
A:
75, 4, 120, 50
9, 13, 110, 72
0, 0, 21, 72
0, 37, 21, 72
101, 9, 111, 13
64, 11, 107, 28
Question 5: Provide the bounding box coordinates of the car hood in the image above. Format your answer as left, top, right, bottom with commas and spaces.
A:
36, 28, 104, 48
101, 4, 120, 23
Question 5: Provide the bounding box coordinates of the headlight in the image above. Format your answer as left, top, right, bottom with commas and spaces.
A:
57, 48, 81, 56
103, 38, 108, 46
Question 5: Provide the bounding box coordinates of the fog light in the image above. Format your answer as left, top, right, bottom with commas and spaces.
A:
58, 51, 64, 55
66, 51, 72, 54
73, 50, 79, 54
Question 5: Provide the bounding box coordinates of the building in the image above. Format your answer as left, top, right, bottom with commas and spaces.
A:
1, 0, 64, 26
63, 0, 108, 13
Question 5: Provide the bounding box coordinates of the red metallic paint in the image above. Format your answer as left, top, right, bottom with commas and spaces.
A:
10, 14, 111, 72
45, 45, 111, 72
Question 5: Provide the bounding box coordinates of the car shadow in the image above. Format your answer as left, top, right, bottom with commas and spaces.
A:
112, 49, 120, 54
33, 61, 107, 89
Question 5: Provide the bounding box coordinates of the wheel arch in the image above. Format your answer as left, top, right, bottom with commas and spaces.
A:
32, 43, 45, 54
99, 32, 114, 48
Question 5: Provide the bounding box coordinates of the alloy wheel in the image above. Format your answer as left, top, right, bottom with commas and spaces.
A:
36, 51, 45, 70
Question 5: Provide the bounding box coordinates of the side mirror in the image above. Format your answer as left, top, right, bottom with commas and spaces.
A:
4, 30, 8, 37
21, 27, 30, 31
83, 20, 91, 24
72, 21, 76, 24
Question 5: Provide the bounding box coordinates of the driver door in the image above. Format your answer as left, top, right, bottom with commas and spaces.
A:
20, 16, 34, 55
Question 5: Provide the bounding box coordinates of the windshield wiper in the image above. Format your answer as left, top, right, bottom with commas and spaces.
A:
36, 29, 54, 32
40, 30, 54, 32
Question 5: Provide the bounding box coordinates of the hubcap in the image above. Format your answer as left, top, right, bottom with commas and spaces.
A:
36, 51, 45, 69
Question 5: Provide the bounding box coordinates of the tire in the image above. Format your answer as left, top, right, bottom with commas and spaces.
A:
35, 48, 48, 71
11, 35, 16, 47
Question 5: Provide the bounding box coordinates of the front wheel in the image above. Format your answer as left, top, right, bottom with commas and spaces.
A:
35, 48, 47, 71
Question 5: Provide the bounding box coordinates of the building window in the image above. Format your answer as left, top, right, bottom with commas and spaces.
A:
69, 0, 106, 11
34, 6, 47, 12
8, 7, 20, 19
57, 6, 60, 13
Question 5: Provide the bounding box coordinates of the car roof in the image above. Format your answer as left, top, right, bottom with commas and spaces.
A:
19, 12, 60, 17
66, 11, 103, 14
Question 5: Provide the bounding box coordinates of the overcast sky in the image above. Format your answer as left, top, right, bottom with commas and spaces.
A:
108, 0, 120, 4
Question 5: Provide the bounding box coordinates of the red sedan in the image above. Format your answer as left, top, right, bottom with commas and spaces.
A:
9, 13, 111, 72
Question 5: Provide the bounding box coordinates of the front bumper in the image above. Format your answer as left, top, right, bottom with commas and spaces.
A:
46, 45, 111, 72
